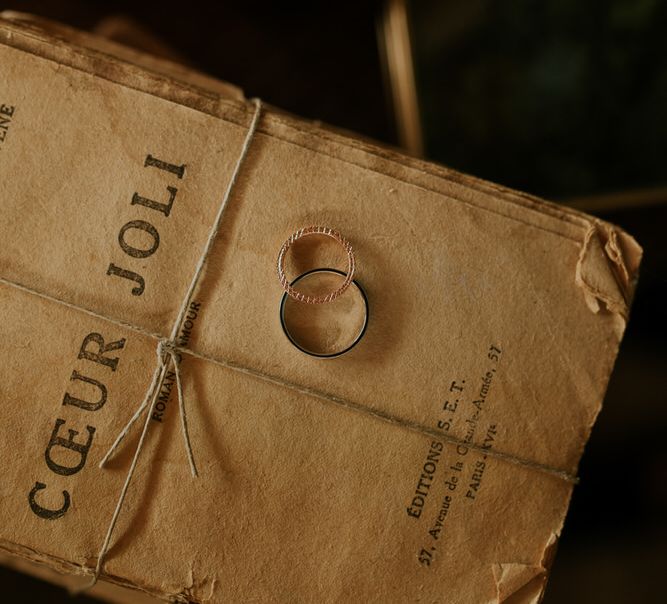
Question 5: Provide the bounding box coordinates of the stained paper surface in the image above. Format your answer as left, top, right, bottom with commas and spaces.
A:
0, 15, 641, 603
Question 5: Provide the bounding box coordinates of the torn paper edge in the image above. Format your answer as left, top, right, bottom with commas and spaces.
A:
575, 221, 642, 330
489, 531, 561, 604
0, 539, 196, 603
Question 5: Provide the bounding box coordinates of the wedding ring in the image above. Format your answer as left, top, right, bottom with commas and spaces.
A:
277, 226, 355, 304
280, 268, 369, 358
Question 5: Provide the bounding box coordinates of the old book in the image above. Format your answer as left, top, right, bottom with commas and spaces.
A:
0, 13, 641, 604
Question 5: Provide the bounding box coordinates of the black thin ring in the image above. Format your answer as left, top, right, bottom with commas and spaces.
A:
280, 268, 369, 359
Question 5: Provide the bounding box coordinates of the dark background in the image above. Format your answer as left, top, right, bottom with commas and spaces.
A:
2, 1, 665, 602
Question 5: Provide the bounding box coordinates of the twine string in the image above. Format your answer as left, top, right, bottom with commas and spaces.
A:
78, 98, 262, 588
0, 268, 579, 488
0, 95, 581, 590
90, 343, 170, 585
0, 270, 579, 487
97, 343, 167, 469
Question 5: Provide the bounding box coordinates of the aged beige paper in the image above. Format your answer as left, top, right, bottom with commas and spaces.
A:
0, 15, 640, 603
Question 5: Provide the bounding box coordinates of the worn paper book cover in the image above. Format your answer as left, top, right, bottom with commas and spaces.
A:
0, 13, 641, 604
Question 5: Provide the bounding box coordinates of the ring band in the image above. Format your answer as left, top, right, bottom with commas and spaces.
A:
277, 226, 355, 304
280, 268, 369, 358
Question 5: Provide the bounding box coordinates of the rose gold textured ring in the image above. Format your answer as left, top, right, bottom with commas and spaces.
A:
277, 226, 355, 304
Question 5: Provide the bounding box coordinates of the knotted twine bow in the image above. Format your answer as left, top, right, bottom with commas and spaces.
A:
83, 98, 263, 588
